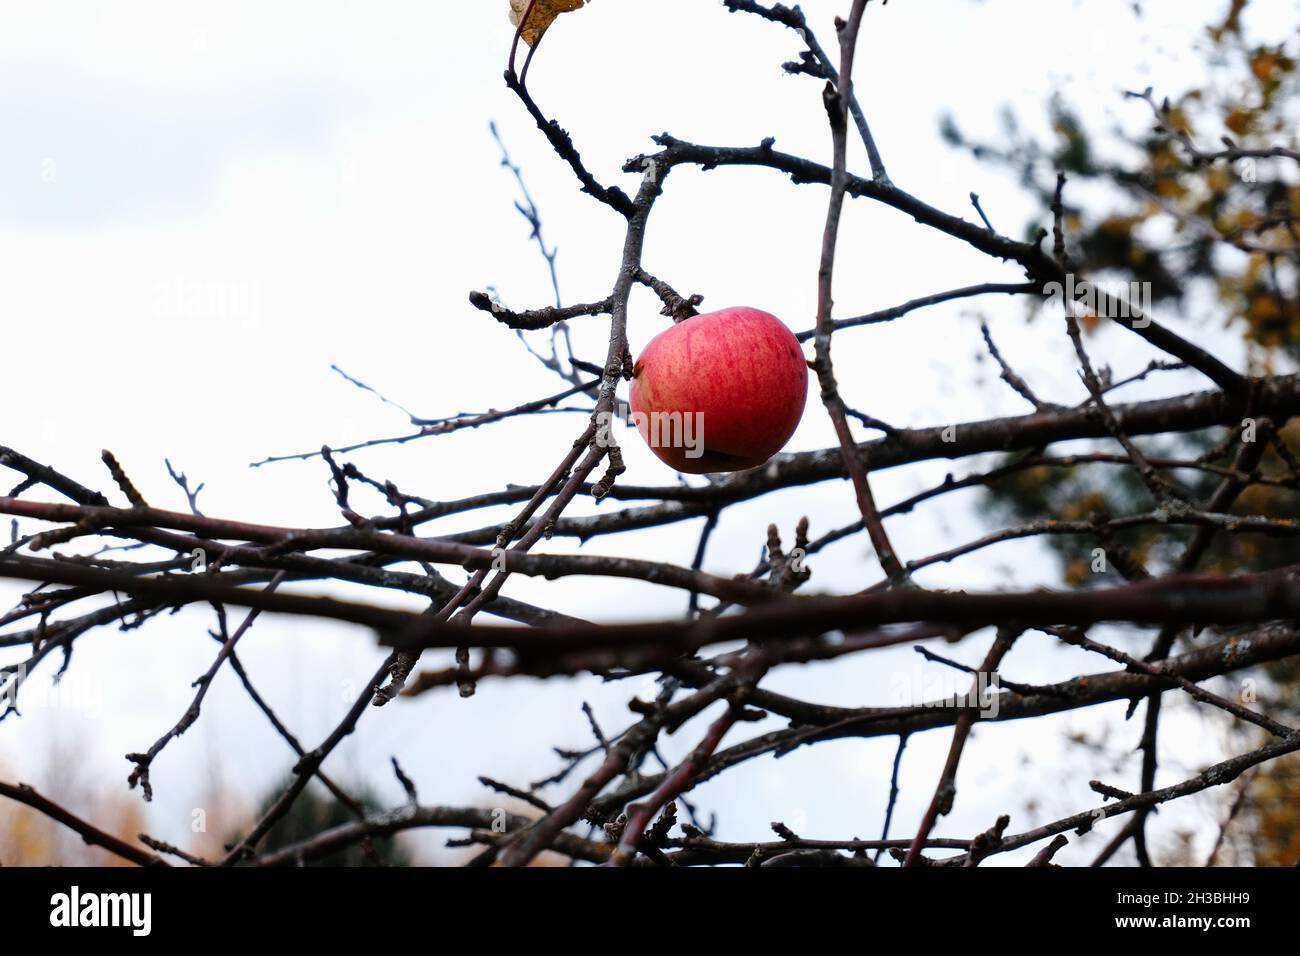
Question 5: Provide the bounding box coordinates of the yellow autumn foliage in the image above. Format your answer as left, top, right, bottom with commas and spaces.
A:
509, 0, 587, 47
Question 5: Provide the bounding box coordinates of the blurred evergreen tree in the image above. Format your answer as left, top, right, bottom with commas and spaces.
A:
238, 780, 412, 867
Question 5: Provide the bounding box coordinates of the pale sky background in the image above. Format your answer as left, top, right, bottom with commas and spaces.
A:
2, 0, 1296, 865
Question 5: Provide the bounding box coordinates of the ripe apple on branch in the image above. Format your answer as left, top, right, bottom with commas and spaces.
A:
628, 306, 809, 474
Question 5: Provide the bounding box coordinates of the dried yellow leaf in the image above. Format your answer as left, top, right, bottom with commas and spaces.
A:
1224, 108, 1251, 136
1250, 50, 1279, 83
509, 0, 587, 47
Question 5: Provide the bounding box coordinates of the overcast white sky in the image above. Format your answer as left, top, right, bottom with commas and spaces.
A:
2, 0, 1295, 865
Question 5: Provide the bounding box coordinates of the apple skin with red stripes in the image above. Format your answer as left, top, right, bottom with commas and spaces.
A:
628, 306, 808, 474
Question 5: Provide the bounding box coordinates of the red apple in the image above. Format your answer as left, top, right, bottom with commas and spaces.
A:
628, 306, 808, 474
